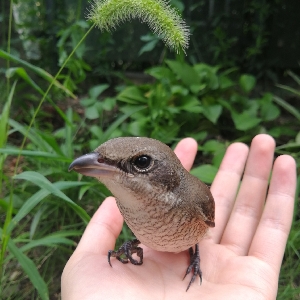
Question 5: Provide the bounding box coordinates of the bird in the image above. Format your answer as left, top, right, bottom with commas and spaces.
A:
69, 137, 215, 291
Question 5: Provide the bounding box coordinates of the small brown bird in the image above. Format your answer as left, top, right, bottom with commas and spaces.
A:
69, 137, 215, 291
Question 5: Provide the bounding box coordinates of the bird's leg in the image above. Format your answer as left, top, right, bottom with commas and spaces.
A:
183, 243, 202, 291
108, 239, 143, 266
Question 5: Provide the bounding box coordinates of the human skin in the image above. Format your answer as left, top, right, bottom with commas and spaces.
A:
61, 134, 296, 300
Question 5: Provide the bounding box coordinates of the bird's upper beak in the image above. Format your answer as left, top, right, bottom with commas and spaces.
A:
68, 152, 117, 178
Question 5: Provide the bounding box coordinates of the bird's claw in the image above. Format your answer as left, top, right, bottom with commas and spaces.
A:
108, 239, 143, 266
183, 244, 202, 291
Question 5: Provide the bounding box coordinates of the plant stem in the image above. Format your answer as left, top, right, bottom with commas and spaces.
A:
13, 23, 96, 175
6, 0, 13, 95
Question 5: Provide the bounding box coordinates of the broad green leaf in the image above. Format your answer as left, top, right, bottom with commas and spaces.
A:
145, 66, 175, 81
170, 85, 189, 96
13, 172, 90, 224
189, 131, 208, 142
102, 97, 116, 111
139, 40, 158, 55
180, 95, 203, 113
219, 75, 234, 89
269, 126, 297, 139
80, 97, 96, 106
191, 164, 218, 184
89, 84, 109, 99
190, 84, 206, 94
127, 119, 149, 136
202, 104, 222, 124
239, 74, 256, 93
85, 104, 100, 119
166, 60, 200, 87
232, 112, 261, 131
171, 0, 185, 11
117, 86, 147, 104
212, 148, 226, 168
200, 140, 226, 167
260, 96, 280, 121
193, 63, 219, 90
90, 125, 103, 139
151, 125, 179, 144
201, 140, 225, 153
140, 34, 157, 42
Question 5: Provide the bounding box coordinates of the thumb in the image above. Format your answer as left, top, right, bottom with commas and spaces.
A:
75, 196, 123, 255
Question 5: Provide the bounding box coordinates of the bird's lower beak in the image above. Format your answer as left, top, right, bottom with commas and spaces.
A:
68, 152, 117, 178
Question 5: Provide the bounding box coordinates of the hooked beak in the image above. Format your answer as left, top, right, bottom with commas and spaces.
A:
68, 152, 117, 178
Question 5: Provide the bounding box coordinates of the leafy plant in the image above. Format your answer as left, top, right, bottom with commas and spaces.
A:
115, 58, 280, 144
80, 84, 111, 120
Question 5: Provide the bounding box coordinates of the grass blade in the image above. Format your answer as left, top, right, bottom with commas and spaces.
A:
13, 172, 90, 224
0, 148, 71, 162
0, 81, 16, 148
0, 81, 17, 282
0, 81, 16, 193
4, 231, 49, 300
8, 119, 51, 151
287, 70, 300, 86
273, 95, 300, 122
0, 50, 75, 99
6, 67, 72, 127
276, 84, 300, 98
19, 235, 76, 252
7, 181, 89, 234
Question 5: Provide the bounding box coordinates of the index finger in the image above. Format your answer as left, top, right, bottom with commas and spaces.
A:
174, 137, 198, 171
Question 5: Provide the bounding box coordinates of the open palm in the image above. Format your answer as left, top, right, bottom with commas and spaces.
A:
62, 134, 296, 300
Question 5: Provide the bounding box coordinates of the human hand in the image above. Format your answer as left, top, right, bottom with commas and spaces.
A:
61, 134, 296, 300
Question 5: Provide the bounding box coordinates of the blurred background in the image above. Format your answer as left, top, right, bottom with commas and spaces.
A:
0, 0, 299, 299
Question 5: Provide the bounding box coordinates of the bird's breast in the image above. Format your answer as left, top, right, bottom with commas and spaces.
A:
112, 182, 209, 252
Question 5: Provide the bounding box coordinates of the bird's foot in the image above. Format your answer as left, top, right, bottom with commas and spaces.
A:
108, 239, 143, 266
183, 244, 202, 291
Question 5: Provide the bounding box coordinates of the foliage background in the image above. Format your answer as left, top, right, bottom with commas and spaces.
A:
0, 0, 299, 299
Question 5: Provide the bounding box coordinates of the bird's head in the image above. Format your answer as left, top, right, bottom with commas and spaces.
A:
69, 137, 183, 193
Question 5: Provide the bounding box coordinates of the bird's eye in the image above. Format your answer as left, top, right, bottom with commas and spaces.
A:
133, 155, 152, 170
